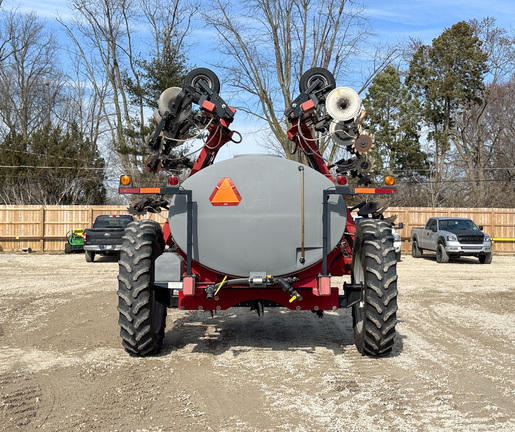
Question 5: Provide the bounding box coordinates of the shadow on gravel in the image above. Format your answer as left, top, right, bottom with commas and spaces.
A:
88, 254, 120, 263
419, 255, 482, 264
158, 309, 405, 358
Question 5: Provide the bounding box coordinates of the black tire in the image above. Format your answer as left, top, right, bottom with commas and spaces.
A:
85, 250, 95, 262
64, 243, 72, 254
479, 253, 492, 264
183, 68, 220, 93
411, 239, 422, 258
299, 67, 336, 93
436, 243, 449, 263
117, 220, 166, 356
351, 219, 398, 356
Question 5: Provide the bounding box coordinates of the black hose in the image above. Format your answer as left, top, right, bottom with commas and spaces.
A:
209, 276, 302, 302
213, 278, 249, 290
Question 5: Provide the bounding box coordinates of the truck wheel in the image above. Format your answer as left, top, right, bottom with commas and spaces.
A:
436, 243, 449, 263
85, 250, 95, 262
117, 220, 166, 356
479, 253, 492, 264
64, 243, 72, 254
411, 239, 422, 258
351, 219, 398, 356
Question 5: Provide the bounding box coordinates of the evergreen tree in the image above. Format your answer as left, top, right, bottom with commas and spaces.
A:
124, 47, 188, 153
406, 21, 488, 205
363, 65, 427, 177
0, 122, 106, 204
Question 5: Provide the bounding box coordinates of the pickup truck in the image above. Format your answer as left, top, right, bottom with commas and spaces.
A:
411, 217, 492, 264
83, 215, 135, 262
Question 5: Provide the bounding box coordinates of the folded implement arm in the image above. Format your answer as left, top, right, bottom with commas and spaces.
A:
145, 68, 238, 176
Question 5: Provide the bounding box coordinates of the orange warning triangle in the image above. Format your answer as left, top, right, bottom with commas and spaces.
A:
209, 178, 242, 206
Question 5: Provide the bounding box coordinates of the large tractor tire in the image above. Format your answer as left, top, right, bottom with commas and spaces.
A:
351, 219, 398, 356
117, 220, 166, 356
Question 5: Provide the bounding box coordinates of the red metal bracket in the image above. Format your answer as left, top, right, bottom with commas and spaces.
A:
314, 275, 332, 296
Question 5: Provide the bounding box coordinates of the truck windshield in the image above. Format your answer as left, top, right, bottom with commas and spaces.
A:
93, 216, 133, 229
439, 219, 479, 231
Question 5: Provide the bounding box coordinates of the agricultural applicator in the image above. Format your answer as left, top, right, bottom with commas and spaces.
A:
117, 68, 398, 357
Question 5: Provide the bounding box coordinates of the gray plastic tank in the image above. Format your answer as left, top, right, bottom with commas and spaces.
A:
168, 154, 347, 277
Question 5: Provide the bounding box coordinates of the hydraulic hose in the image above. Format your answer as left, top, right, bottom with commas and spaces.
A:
205, 276, 302, 302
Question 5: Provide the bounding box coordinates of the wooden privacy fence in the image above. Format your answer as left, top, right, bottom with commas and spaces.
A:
383, 207, 515, 255
1, 205, 514, 254
0, 205, 163, 253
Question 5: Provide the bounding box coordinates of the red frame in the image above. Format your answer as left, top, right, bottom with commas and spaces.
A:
159, 111, 358, 311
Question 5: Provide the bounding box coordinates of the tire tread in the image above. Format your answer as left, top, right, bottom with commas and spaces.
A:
352, 219, 398, 356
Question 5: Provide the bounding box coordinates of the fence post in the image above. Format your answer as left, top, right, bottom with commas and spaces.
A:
40, 206, 45, 252
490, 209, 496, 252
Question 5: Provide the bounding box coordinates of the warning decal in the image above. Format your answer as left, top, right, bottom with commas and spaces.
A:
209, 178, 242, 206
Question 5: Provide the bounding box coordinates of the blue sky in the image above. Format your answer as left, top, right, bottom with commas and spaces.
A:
10, 0, 512, 43
4, 0, 513, 159
365, 0, 513, 43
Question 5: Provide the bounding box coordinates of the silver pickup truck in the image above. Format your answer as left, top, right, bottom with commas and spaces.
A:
411, 217, 492, 264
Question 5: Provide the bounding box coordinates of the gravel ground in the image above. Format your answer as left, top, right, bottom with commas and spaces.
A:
0, 252, 514, 431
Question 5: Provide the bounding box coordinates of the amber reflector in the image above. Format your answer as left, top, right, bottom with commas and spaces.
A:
120, 175, 131, 186
384, 175, 395, 186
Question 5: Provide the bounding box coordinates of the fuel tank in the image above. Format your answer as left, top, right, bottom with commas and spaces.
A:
168, 154, 347, 277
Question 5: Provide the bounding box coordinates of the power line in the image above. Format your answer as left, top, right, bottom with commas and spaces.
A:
397, 178, 514, 184
392, 166, 515, 174
1, 148, 93, 162
0, 165, 105, 170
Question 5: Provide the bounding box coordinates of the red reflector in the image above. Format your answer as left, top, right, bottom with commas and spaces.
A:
202, 99, 216, 113
336, 175, 347, 185
375, 188, 396, 194
301, 99, 315, 112
119, 187, 140, 194
168, 175, 179, 186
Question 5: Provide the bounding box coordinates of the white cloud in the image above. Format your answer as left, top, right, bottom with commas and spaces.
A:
4, 0, 64, 19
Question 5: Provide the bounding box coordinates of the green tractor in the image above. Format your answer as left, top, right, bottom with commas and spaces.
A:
64, 229, 85, 254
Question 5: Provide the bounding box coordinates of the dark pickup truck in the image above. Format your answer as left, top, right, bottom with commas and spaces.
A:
83, 215, 135, 262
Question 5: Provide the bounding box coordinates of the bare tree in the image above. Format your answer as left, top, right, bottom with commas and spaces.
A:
61, 53, 109, 150
203, 0, 396, 160
59, 0, 195, 179
58, 0, 140, 178
0, 11, 63, 142
450, 18, 515, 207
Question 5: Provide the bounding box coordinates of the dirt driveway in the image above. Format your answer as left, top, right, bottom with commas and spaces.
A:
0, 252, 514, 431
